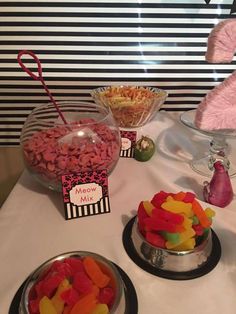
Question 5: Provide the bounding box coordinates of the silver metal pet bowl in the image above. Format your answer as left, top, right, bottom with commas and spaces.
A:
19, 251, 126, 314
131, 217, 213, 272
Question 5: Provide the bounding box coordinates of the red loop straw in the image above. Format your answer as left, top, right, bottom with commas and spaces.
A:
17, 50, 67, 124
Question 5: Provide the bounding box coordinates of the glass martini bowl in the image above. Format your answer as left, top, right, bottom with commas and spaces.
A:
180, 109, 236, 177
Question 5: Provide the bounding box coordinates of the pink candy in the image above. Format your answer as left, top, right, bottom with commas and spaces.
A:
23, 119, 120, 187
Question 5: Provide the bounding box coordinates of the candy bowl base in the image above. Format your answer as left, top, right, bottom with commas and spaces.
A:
122, 216, 221, 280
131, 218, 212, 272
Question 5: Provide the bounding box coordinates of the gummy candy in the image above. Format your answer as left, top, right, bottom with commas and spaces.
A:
166, 227, 195, 250
152, 207, 184, 225
72, 271, 93, 294
64, 257, 84, 275
98, 287, 115, 306
192, 199, 211, 228
92, 304, 109, 314
171, 238, 196, 251
192, 215, 199, 225
144, 216, 185, 233
205, 208, 215, 218
83, 257, 110, 288
182, 215, 192, 229
70, 292, 97, 314
173, 191, 186, 201
60, 287, 80, 307
91, 285, 100, 298
161, 197, 193, 217
42, 274, 64, 298
39, 296, 57, 314
142, 200, 155, 216
162, 232, 180, 244
62, 305, 72, 314
137, 201, 149, 234
146, 231, 166, 248
151, 191, 172, 208
183, 192, 196, 203
51, 261, 73, 278
29, 299, 40, 314
29, 255, 116, 314
51, 279, 70, 314
137, 190, 215, 251
193, 224, 204, 236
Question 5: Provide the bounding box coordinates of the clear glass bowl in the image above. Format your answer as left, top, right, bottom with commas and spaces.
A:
19, 251, 126, 314
91, 85, 168, 128
20, 101, 121, 191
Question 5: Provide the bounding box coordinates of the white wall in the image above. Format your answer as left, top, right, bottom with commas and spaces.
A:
0, 147, 24, 207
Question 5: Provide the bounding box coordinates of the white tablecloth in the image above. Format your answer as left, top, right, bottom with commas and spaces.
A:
1, 111, 236, 314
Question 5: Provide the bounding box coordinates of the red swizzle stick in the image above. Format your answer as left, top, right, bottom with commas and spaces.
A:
17, 50, 67, 124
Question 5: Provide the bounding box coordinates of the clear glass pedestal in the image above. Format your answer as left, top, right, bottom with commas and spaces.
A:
180, 110, 236, 178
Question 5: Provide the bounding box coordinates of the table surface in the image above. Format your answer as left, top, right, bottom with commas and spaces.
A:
1, 111, 236, 314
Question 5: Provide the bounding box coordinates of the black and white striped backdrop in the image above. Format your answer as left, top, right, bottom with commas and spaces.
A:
0, 0, 236, 146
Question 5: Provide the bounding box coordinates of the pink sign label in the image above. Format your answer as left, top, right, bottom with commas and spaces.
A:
61, 170, 110, 220
70, 183, 103, 206
120, 130, 137, 158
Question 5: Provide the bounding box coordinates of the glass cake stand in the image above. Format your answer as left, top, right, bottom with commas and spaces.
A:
180, 109, 236, 177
